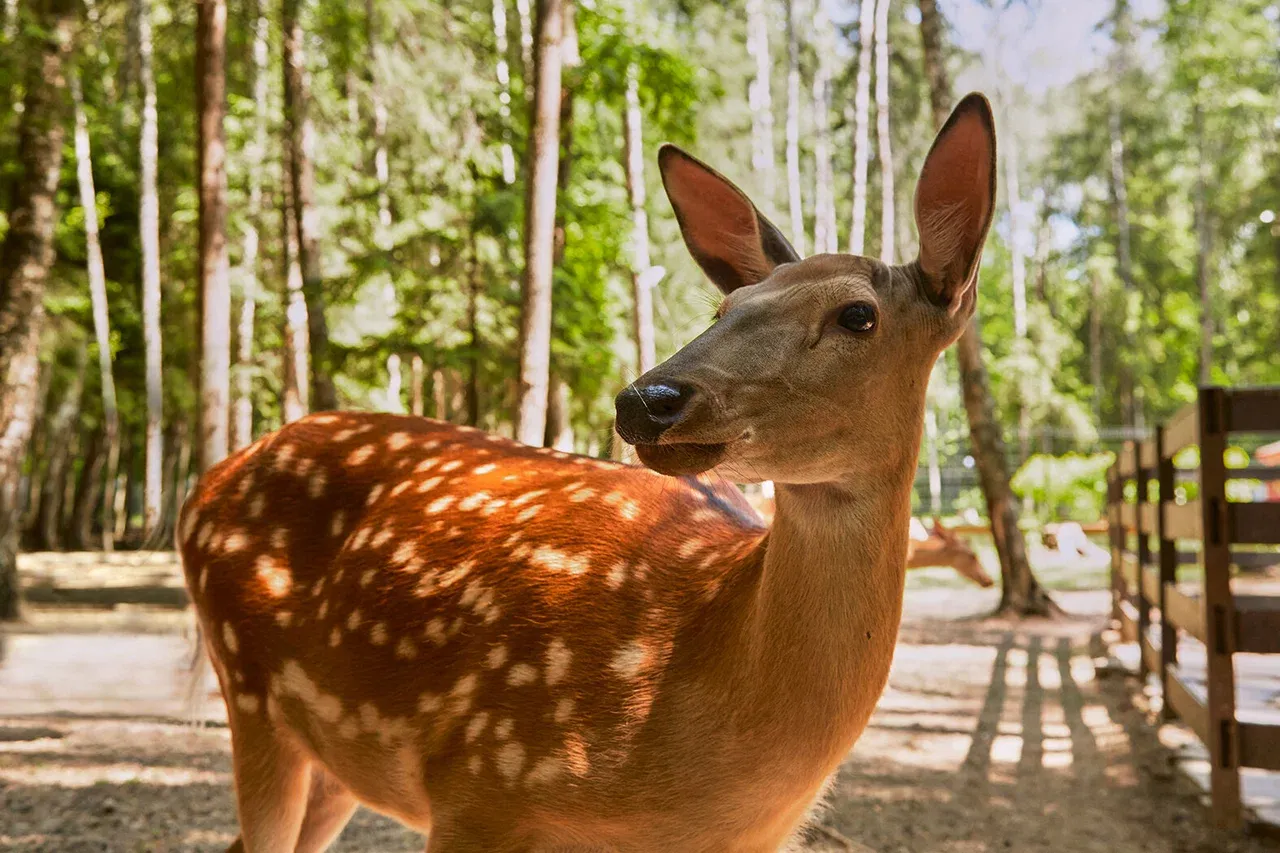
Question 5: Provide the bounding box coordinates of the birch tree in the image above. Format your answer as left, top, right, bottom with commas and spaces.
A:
283, 0, 337, 412
848, 0, 874, 254
515, 0, 568, 446
811, 1, 838, 254
137, 0, 163, 534
745, 0, 775, 206
197, 0, 231, 473
784, 0, 805, 254
233, 1, 268, 451
492, 0, 516, 184
71, 74, 121, 550
367, 0, 392, 230
873, 0, 893, 264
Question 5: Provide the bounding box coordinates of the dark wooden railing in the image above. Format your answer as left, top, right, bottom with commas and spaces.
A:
1108, 386, 1280, 830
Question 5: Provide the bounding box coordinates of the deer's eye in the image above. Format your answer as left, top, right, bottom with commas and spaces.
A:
837, 302, 878, 334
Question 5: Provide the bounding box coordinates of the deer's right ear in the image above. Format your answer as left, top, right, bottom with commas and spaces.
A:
658, 144, 799, 294
913, 93, 997, 316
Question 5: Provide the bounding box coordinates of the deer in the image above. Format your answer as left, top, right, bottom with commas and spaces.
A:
907, 517, 994, 588
179, 93, 996, 852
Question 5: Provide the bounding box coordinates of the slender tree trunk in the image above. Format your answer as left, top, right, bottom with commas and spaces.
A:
157, 423, 178, 537
37, 345, 87, 551
72, 74, 121, 552
232, 1, 268, 451
432, 368, 448, 420
197, 0, 231, 474
0, 0, 76, 619
745, 0, 775, 207
169, 419, 192, 533
811, 1, 837, 254
516, 0, 533, 85
918, 0, 1055, 617
848, 0, 874, 254
385, 353, 403, 413
515, 0, 567, 445
136, 0, 164, 535
20, 367, 56, 541
784, 0, 804, 254
1108, 0, 1137, 424
1194, 103, 1213, 386
366, 0, 392, 231
492, 0, 516, 184
996, 90, 1030, 462
467, 229, 482, 427
925, 401, 943, 516
622, 51, 657, 376
410, 354, 425, 416
1090, 270, 1103, 420
71, 430, 105, 549
283, 0, 337, 412
282, 180, 310, 423
873, 0, 893, 263
545, 373, 574, 452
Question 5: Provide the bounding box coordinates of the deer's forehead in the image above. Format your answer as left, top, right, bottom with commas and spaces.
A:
721, 263, 881, 318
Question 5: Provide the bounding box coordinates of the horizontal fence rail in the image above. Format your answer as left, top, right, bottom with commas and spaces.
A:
1108, 386, 1280, 832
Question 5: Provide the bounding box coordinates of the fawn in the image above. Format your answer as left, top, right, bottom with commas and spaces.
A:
180, 93, 996, 852
907, 517, 994, 587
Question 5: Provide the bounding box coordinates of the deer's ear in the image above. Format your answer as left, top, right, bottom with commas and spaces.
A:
914, 93, 997, 316
658, 144, 799, 294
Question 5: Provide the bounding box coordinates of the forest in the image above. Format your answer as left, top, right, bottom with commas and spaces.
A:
1, 0, 1278, 620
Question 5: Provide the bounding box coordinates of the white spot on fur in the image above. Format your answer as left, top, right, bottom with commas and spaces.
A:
275, 611, 293, 628
235, 693, 261, 714
346, 609, 363, 631
221, 624, 239, 655
425, 618, 447, 645
396, 637, 417, 660
247, 494, 266, 519
417, 475, 444, 493
506, 664, 538, 686
440, 460, 463, 473
329, 627, 342, 647
553, 697, 575, 724
473, 463, 497, 475
515, 505, 541, 523
308, 470, 327, 498
468, 755, 483, 774
494, 717, 514, 740
387, 432, 412, 450
252, 555, 290, 594
545, 639, 571, 685
418, 692, 442, 713
223, 531, 249, 553
487, 644, 509, 669
525, 755, 563, 785
437, 559, 475, 589
330, 510, 346, 538
459, 491, 490, 512
371, 528, 393, 549
366, 484, 385, 506
390, 480, 412, 498
610, 640, 651, 680
530, 547, 590, 575
414, 458, 439, 473
465, 711, 490, 742
348, 445, 375, 465
619, 500, 641, 521
569, 488, 596, 503
393, 541, 417, 565
270, 528, 288, 550
350, 527, 372, 550
496, 742, 526, 782
370, 623, 388, 646
426, 495, 456, 514
606, 561, 628, 589
511, 489, 548, 508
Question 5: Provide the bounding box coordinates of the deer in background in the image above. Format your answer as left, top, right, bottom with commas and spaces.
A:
180, 94, 996, 852
907, 516, 994, 587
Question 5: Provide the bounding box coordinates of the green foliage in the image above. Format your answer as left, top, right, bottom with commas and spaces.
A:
1012, 452, 1116, 523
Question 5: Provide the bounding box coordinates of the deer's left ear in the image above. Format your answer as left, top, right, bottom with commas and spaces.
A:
659, 144, 800, 294
914, 93, 997, 316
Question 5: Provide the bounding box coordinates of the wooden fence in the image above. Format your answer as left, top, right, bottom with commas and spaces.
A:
1108, 386, 1280, 829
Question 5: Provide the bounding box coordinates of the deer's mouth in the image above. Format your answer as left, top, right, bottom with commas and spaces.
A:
633, 440, 729, 476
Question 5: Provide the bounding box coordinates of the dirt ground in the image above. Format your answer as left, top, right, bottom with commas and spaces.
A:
1, 592, 1277, 852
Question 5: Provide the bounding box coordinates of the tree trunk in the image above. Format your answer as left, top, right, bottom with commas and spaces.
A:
467, 229, 482, 428
1194, 103, 1213, 386
197, 0, 231, 474
71, 74, 121, 552
410, 354, 425, 416
0, 0, 76, 620
137, 0, 164, 536
283, 0, 337, 412
917, 0, 1055, 618
282, 178, 311, 423
873, 0, 893, 263
232, 0, 268, 451
810, 1, 837, 254
71, 430, 105, 550
37, 345, 87, 551
545, 372, 574, 452
1090, 270, 1103, 420
925, 400, 942, 516
848, 0, 874, 254
366, 0, 392, 230
168, 419, 192, 534
157, 422, 178, 539
19, 366, 56, 542
1108, 0, 1138, 424
515, 0, 533, 85
492, 0, 516, 184
784, 0, 804, 254
622, 50, 657, 376
432, 368, 448, 420
385, 353, 403, 413
745, 0, 775, 208
515, 0, 567, 446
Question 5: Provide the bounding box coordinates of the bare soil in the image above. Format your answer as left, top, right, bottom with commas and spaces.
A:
1, 593, 1277, 852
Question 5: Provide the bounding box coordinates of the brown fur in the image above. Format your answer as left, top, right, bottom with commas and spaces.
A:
181, 93, 997, 852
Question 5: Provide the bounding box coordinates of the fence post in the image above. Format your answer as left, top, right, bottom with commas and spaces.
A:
1155, 425, 1177, 722
1198, 386, 1241, 828
1134, 440, 1151, 680
1107, 464, 1122, 627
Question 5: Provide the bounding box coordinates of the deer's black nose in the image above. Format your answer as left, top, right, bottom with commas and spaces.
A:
614, 383, 695, 444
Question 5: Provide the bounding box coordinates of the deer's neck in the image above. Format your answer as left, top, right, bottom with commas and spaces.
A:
727, 447, 921, 762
